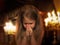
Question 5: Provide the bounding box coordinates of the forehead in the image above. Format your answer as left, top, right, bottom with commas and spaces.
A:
23, 17, 35, 23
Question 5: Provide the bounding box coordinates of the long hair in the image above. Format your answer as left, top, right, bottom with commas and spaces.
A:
16, 5, 44, 44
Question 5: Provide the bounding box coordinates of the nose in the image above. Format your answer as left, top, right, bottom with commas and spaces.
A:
26, 24, 31, 28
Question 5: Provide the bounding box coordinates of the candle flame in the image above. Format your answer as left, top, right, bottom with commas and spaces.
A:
44, 10, 60, 27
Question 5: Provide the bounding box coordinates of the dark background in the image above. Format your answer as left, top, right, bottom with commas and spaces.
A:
0, 0, 54, 13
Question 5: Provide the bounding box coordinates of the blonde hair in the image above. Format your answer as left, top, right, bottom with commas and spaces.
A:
16, 4, 44, 45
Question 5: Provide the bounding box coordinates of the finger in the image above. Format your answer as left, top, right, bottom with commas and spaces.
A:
26, 25, 30, 31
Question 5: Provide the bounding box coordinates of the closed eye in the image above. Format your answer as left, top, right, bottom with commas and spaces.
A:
29, 23, 33, 24
24, 23, 33, 24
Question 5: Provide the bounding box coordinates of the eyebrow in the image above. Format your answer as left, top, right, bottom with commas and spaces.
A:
24, 23, 33, 24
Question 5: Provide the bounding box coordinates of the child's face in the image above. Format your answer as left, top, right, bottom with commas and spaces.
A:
23, 17, 36, 30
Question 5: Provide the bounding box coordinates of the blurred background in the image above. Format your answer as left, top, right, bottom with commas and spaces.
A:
0, 0, 60, 45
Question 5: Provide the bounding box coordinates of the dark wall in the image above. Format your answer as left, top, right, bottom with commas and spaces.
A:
0, 0, 54, 13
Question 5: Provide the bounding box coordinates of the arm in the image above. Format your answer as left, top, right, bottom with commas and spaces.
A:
31, 30, 44, 45
31, 33, 37, 45
16, 32, 27, 45
37, 30, 44, 45
21, 36, 27, 45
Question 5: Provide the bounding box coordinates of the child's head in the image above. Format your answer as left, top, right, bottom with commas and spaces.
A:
19, 5, 40, 31
23, 16, 36, 30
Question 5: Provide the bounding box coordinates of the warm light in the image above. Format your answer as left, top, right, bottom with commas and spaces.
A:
4, 21, 16, 35
44, 10, 60, 28
47, 12, 51, 18
44, 12, 52, 26
57, 12, 60, 23
52, 10, 57, 21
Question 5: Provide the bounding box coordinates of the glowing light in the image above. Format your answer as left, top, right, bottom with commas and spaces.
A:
44, 10, 60, 27
4, 21, 16, 35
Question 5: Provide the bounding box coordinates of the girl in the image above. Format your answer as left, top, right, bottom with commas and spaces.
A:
16, 5, 44, 45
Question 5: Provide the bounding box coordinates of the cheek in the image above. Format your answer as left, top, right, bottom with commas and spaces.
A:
31, 24, 35, 28
23, 24, 27, 28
